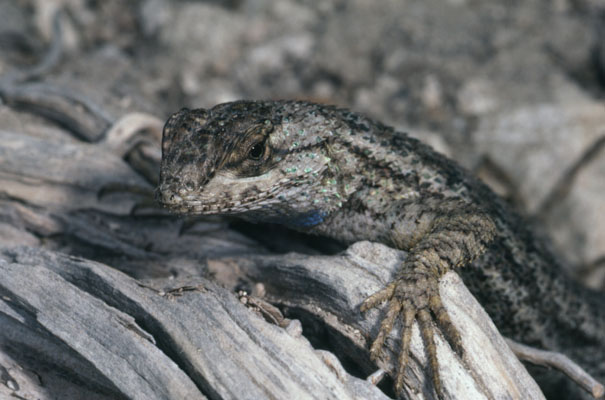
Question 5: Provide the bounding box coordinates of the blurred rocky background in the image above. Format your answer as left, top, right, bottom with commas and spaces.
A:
0, 1, 604, 398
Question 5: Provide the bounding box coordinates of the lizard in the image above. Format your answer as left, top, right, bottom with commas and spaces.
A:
156, 99, 605, 399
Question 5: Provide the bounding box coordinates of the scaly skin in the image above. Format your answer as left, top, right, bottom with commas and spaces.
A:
157, 100, 605, 398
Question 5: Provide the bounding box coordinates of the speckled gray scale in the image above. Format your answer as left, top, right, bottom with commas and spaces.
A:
157, 100, 605, 398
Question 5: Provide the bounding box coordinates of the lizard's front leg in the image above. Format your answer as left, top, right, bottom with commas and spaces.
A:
361, 199, 496, 397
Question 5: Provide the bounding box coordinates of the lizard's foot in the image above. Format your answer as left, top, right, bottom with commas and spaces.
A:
361, 269, 463, 397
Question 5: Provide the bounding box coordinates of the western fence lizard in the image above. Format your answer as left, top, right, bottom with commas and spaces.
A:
156, 100, 605, 398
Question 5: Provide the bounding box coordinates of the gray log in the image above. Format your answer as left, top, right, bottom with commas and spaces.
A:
0, 246, 388, 400
1, 239, 545, 399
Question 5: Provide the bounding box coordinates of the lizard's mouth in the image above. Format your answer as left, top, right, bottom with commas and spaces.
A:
155, 185, 213, 215
155, 183, 262, 216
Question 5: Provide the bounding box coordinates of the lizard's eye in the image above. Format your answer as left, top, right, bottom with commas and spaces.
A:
248, 142, 264, 160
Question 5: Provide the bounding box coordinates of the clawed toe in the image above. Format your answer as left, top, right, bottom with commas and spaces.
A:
369, 299, 402, 359
395, 302, 415, 393
430, 294, 464, 357
361, 282, 397, 312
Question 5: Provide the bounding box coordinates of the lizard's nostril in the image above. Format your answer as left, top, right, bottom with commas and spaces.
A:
164, 192, 182, 204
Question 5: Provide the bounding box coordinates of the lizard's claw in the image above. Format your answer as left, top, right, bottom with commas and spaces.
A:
361, 270, 464, 398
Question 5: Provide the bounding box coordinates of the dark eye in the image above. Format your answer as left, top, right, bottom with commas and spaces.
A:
248, 142, 264, 160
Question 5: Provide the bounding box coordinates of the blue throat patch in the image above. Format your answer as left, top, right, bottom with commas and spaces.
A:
280, 210, 327, 228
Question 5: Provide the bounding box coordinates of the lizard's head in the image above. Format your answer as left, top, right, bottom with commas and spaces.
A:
157, 100, 345, 227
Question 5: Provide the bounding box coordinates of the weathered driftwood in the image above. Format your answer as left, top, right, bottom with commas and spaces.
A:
507, 339, 605, 398
0, 246, 387, 400
0, 128, 149, 215
1, 238, 546, 400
